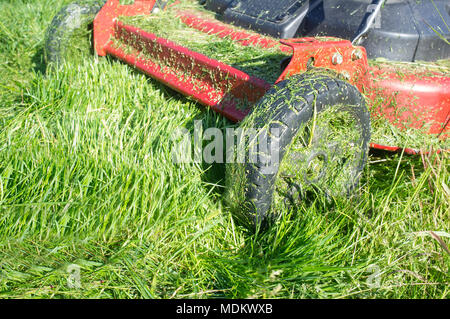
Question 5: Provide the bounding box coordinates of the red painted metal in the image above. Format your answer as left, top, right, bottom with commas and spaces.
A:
175, 10, 450, 151
94, 0, 156, 56
93, 1, 449, 153
277, 38, 369, 87
178, 11, 292, 54
369, 143, 421, 155
365, 65, 450, 135
104, 22, 270, 122
178, 11, 370, 87
369, 143, 448, 156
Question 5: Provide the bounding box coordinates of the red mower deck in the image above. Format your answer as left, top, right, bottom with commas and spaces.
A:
94, 0, 449, 155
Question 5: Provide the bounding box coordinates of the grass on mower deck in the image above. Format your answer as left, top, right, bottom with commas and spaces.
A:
117, 10, 290, 85
118, 7, 449, 151
0, 0, 449, 299
369, 57, 450, 77
368, 58, 450, 151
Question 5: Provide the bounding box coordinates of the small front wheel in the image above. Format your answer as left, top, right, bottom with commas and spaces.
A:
45, 0, 106, 65
225, 72, 371, 227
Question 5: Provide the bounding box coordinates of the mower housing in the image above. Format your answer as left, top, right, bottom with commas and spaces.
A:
205, 0, 450, 62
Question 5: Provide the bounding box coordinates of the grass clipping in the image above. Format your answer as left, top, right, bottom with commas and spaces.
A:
118, 5, 449, 151
118, 6, 289, 84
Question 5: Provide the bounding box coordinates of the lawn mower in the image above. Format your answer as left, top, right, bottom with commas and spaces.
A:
44, 0, 450, 226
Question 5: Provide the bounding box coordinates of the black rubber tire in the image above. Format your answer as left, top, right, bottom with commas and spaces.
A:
225, 72, 371, 228
45, 0, 106, 65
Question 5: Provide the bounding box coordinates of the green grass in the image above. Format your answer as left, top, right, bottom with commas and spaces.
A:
0, 0, 449, 299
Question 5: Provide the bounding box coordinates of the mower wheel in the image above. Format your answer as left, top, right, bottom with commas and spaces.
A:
45, 0, 106, 65
225, 72, 371, 228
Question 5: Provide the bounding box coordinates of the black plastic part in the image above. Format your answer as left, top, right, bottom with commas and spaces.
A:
208, 0, 317, 39
352, 0, 386, 45
409, 0, 450, 61
152, 0, 170, 12
204, 0, 233, 14
204, 0, 450, 62
301, 0, 450, 62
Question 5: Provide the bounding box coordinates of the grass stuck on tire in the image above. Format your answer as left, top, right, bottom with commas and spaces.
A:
225, 72, 371, 226
45, 0, 106, 65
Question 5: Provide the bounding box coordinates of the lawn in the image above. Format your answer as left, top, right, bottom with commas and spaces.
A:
0, 0, 448, 298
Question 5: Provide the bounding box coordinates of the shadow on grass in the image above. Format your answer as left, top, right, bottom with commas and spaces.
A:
32, 46, 47, 75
